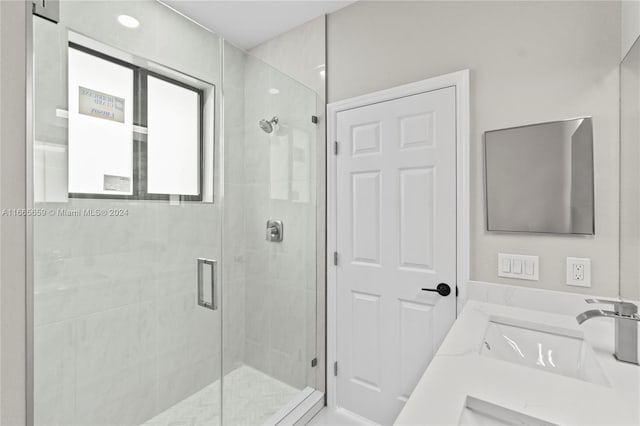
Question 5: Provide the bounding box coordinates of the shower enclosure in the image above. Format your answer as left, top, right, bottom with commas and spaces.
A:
30, 1, 321, 425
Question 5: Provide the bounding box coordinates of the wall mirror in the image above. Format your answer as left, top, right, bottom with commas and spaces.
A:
484, 117, 594, 235
620, 36, 640, 301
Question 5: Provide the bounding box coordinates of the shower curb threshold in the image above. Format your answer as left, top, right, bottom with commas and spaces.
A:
264, 388, 324, 426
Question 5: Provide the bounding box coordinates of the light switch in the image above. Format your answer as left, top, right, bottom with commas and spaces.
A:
501, 258, 511, 273
513, 259, 522, 274
498, 253, 539, 281
525, 260, 534, 276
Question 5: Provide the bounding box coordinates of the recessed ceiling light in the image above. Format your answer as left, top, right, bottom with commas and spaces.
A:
268, 88, 280, 95
117, 15, 140, 29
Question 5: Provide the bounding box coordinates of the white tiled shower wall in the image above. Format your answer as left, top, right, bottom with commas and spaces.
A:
34, 201, 222, 425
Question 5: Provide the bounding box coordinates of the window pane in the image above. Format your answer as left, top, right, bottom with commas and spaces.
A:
68, 47, 134, 195
146, 76, 200, 196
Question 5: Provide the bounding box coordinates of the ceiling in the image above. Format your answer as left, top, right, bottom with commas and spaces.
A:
162, 1, 355, 50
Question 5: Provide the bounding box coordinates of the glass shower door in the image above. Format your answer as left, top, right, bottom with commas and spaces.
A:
31, 1, 223, 425
222, 43, 319, 425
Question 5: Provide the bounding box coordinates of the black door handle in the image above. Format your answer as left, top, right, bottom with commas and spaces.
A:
421, 283, 451, 297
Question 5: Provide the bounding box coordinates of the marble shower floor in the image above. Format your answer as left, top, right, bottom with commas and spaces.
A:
142, 365, 299, 426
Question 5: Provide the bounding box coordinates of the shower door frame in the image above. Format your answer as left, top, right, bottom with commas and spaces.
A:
26, 1, 36, 423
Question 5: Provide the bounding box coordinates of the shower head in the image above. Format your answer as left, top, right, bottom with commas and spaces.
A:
259, 116, 279, 134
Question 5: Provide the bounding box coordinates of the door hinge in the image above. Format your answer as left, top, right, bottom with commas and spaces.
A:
333, 251, 338, 266
334, 141, 339, 155
32, 0, 60, 23
311, 115, 318, 124
311, 358, 317, 367
456, 285, 459, 297
334, 361, 338, 376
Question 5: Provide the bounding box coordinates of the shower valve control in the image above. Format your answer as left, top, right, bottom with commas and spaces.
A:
266, 220, 283, 242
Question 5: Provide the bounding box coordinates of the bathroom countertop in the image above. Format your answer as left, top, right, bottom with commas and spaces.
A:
394, 301, 640, 426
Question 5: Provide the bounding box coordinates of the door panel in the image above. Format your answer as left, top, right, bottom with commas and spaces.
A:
399, 167, 435, 270
336, 87, 457, 425
352, 172, 382, 264
352, 122, 382, 155
351, 292, 382, 389
398, 300, 435, 400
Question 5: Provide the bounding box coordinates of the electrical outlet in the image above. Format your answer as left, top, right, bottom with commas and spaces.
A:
566, 257, 591, 287
573, 263, 584, 281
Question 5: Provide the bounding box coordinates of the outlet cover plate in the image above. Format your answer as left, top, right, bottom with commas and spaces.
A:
566, 257, 591, 287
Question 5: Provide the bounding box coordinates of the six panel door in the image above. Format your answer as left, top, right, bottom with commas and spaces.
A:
335, 87, 457, 425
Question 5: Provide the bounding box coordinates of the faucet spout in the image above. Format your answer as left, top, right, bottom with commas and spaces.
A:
575, 309, 617, 324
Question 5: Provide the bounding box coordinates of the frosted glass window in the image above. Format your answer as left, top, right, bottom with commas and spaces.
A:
146, 76, 200, 196
68, 47, 134, 195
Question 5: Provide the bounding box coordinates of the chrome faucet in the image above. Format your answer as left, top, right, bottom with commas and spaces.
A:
576, 299, 640, 364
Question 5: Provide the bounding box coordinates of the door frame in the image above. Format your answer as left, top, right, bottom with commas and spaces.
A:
326, 70, 470, 412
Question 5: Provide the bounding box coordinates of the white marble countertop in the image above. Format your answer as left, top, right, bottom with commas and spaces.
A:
394, 301, 640, 426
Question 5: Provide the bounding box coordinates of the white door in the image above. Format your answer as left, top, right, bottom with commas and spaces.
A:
335, 87, 457, 425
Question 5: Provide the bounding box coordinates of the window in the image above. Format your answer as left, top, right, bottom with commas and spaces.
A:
67, 43, 203, 201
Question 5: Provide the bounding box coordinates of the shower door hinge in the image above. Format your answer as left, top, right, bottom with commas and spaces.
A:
311, 115, 319, 124
333, 251, 338, 266
311, 358, 318, 367
32, 0, 60, 23
334, 141, 339, 155
334, 361, 338, 376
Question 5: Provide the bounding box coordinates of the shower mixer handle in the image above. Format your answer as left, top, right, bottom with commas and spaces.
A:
266, 220, 283, 242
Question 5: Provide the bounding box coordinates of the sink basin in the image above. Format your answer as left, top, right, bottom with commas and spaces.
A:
459, 396, 558, 426
480, 316, 609, 386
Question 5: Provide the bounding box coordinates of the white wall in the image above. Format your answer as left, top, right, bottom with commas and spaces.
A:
622, 0, 640, 59
0, 1, 27, 425
328, 1, 621, 297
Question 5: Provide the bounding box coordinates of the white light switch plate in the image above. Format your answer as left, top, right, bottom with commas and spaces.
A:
498, 253, 539, 281
566, 257, 591, 287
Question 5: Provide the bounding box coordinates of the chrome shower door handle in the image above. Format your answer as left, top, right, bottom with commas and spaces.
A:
197, 258, 217, 310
